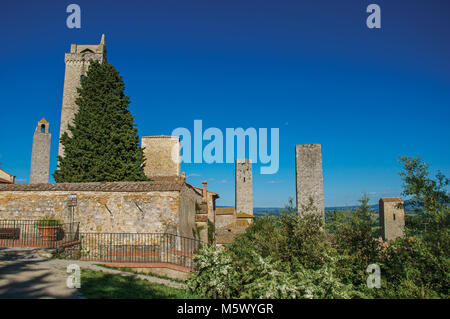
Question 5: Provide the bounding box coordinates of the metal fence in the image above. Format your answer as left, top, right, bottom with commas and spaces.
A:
0, 219, 79, 249
0, 219, 201, 270
72, 232, 200, 269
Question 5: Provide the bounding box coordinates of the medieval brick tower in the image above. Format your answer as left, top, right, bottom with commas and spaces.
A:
58, 34, 106, 158
30, 119, 51, 183
295, 144, 324, 217
379, 197, 405, 241
235, 159, 253, 216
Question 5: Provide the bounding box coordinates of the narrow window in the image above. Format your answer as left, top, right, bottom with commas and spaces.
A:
40, 124, 45, 133
243, 177, 246, 182
393, 213, 396, 221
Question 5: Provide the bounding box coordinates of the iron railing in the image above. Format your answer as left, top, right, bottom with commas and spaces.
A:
73, 232, 200, 269
0, 219, 80, 249
0, 219, 201, 270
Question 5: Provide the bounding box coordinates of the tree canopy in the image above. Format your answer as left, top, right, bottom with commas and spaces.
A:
53, 61, 147, 182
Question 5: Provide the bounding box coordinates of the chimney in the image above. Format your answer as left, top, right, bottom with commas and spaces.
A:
202, 181, 207, 203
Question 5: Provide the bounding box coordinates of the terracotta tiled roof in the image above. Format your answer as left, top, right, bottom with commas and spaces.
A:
0, 176, 186, 192
141, 135, 179, 139
192, 186, 219, 198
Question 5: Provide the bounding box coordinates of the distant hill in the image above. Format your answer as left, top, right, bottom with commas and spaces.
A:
218, 200, 415, 218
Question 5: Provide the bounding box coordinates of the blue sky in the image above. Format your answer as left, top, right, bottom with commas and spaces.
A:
0, 0, 449, 207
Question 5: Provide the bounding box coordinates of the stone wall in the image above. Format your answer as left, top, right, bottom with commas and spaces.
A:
0, 178, 203, 238
141, 136, 180, 177
179, 184, 199, 239
195, 202, 209, 243
215, 208, 235, 231
215, 207, 254, 245
379, 197, 405, 241
295, 144, 324, 217
0, 190, 180, 234
206, 192, 215, 222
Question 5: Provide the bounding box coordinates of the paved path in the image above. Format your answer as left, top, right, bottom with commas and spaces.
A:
0, 248, 185, 299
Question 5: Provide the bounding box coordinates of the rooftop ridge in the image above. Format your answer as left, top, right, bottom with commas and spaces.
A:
0, 177, 188, 192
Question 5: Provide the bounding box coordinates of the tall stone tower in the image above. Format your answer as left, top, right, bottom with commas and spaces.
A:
295, 144, 324, 217
235, 159, 253, 216
379, 197, 405, 241
141, 136, 181, 177
30, 119, 51, 184
58, 34, 107, 158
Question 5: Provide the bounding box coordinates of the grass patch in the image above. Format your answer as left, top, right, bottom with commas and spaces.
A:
80, 269, 197, 299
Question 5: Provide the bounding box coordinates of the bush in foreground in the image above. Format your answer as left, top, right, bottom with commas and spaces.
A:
188, 156, 449, 299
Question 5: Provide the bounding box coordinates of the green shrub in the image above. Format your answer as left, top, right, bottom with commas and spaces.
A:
375, 236, 449, 298
187, 245, 240, 299
229, 197, 333, 271
328, 194, 381, 292
188, 156, 448, 299
188, 198, 359, 299
35, 217, 63, 227
241, 252, 357, 299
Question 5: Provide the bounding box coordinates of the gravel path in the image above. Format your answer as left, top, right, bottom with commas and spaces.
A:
0, 248, 186, 299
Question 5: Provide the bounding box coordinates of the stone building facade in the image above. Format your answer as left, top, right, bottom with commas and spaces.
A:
192, 181, 217, 223
58, 34, 106, 157
215, 207, 236, 244
295, 144, 324, 217
1, 35, 224, 246
0, 168, 15, 184
235, 159, 253, 215
30, 119, 51, 184
141, 136, 180, 177
379, 197, 405, 241
190, 181, 219, 242
139, 135, 218, 242
215, 207, 235, 231
234, 159, 254, 232
215, 159, 254, 245
0, 176, 217, 239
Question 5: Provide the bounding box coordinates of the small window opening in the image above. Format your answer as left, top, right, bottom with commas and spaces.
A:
243, 177, 246, 182
393, 213, 396, 221
40, 124, 45, 133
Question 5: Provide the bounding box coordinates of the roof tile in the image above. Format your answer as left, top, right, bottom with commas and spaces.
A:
0, 176, 186, 192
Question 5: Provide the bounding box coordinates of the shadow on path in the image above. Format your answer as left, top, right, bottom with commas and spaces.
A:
0, 249, 81, 299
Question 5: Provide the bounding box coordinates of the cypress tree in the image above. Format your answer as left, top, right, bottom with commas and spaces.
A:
53, 61, 148, 182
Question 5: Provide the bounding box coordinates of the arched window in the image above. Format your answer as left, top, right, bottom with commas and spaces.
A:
40, 124, 46, 133
80, 48, 94, 54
